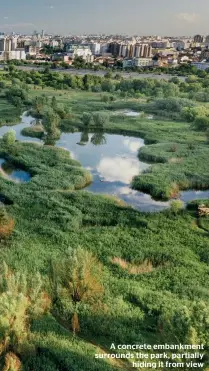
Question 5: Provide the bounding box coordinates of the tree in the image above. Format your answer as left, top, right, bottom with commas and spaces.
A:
92, 112, 109, 127
0, 81, 6, 89
193, 115, 209, 131
5, 87, 27, 107
50, 248, 104, 335
101, 95, 109, 103
206, 128, 209, 143
2, 130, 16, 146
0, 263, 50, 370
32, 95, 48, 116
114, 73, 121, 80
0, 208, 14, 240
182, 106, 209, 122
104, 71, 112, 79
170, 200, 184, 215
51, 96, 58, 110
82, 112, 94, 127
42, 107, 61, 140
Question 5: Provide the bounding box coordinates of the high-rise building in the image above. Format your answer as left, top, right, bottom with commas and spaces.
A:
134, 44, 141, 58
0, 38, 5, 52
146, 45, 152, 58
194, 34, 204, 43
90, 43, 101, 55
108, 42, 120, 56
205, 35, 209, 43
0, 37, 12, 52
120, 44, 128, 58
11, 37, 18, 51
129, 44, 135, 58
133, 44, 152, 58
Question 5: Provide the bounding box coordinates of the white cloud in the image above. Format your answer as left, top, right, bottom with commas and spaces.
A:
3, 17, 9, 20
50, 5, 54, 9
176, 13, 200, 23
118, 186, 137, 195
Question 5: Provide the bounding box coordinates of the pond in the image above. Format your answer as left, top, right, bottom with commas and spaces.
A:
0, 113, 208, 212
0, 159, 31, 183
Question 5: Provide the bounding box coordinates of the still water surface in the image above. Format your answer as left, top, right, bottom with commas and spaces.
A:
0, 113, 208, 212
0, 159, 31, 183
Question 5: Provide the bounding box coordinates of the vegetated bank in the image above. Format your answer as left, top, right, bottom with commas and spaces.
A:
0, 68, 208, 370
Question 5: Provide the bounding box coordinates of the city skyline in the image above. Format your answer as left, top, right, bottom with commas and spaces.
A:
0, 0, 208, 36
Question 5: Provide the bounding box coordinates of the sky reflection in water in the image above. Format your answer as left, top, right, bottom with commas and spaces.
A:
0, 114, 208, 212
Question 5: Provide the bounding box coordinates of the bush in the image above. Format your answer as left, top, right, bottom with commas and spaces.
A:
170, 200, 184, 214
182, 106, 209, 122
2, 130, 16, 146
0, 208, 14, 239
92, 112, 109, 127
193, 115, 209, 131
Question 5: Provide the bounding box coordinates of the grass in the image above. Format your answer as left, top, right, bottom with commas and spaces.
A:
26, 86, 209, 200
0, 141, 92, 191
0, 98, 22, 126
21, 124, 44, 138
0, 81, 209, 369
132, 143, 209, 200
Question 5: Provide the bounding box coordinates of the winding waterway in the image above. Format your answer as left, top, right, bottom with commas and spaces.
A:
0, 113, 208, 212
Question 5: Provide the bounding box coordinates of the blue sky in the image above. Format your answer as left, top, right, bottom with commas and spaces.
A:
0, 0, 208, 35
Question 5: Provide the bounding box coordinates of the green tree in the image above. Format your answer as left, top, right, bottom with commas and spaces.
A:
92, 112, 109, 127
170, 200, 184, 215
51, 96, 58, 110
0, 263, 50, 370
42, 107, 60, 140
50, 248, 104, 335
82, 112, 94, 127
193, 115, 209, 131
206, 128, 209, 143
104, 71, 112, 79
2, 130, 16, 146
5, 87, 27, 107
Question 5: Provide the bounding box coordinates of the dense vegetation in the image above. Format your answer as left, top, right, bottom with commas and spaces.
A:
0, 67, 208, 370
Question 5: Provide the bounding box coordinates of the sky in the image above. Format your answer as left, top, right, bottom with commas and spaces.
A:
0, 0, 208, 36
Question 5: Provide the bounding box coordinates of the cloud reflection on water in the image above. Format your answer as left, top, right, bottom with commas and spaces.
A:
97, 156, 142, 183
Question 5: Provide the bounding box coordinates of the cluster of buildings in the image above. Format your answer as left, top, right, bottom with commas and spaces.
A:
0, 36, 26, 61
1, 31, 209, 70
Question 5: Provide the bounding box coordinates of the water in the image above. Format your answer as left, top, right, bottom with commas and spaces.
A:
0, 113, 208, 212
113, 110, 154, 119
0, 159, 31, 183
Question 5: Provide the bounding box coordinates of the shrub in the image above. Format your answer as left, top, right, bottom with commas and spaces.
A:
170, 200, 184, 214
2, 130, 16, 146
193, 115, 209, 131
0, 208, 14, 239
